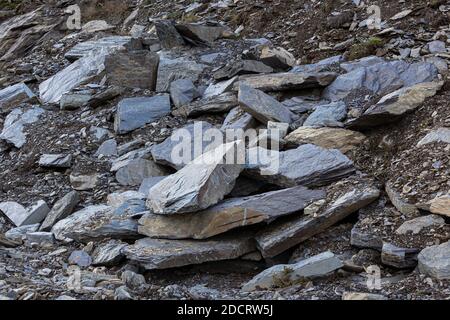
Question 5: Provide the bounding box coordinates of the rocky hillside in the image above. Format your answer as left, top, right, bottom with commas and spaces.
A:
0, 0, 449, 300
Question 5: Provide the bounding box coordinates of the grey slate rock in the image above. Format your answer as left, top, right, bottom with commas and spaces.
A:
5, 224, 40, 242
64, 36, 132, 61
123, 235, 255, 270
303, 101, 347, 127
214, 60, 273, 81
175, 23, 227, 45
114, 95, 171, 134
169, 79, 199, 108
151, 121, 216, 170
427, 40, 446, 54
396, 215, 445, 235
291, 55, 344, 73
242, 252, 343, 291
26, 232, 54, 245
147, 141, 243, 215
417, 127, 450, 146
221, 107, 256, 132
138, 176, 167, 195
0, 200, 50, 227
92, 240, 127, 266
381, 243, 419, 269
174, 92, 237, 118
38, 154, 72, 168
0, 107, 45, 148
0, 83, 35, 111
95, 139, 118, 157
115, 158, 169, 186
246, 144, 355, 188
238, 83, 296, 124
154, 20, 185, 49
68, 250, 92, 268
39, 191, 80, 231
418, 241, 450, 280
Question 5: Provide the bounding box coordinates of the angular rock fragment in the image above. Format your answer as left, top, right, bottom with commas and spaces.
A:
52, 204, 141, 242
151, 121, 216, 170
26, 232, 54, 245
381, 243, 419, 269
203, 77, 237, 99
238, 84, 296, 124
255, 181, 380, 257
69, 174, 98, 191
291, 55, 343, 73
92, 240, 127, 266
38, 154, 72, 169
114, 95, 171, 134
342, 292, 387, 300
418, 241, 450, 280
285, 127, 366, 153
175, 23, 228, 45
0, 107, 45, 148
170, 79, 199, 108
107, 191, 146, 208
221, 107, 256, 132
236, 72, 337, 92
242, 252, 343, 291
95, 139, 117, 157
138, 177, 166, 196
156, 53, 205, 92
174, 92, 237, 117
147, 141, 243, 214
60, 90, 93, 111
123, 235, 255, 270
347, 81, 443, 129
396, 215, 445, 235
385, 183, 419, 215
0, 83, 35, 111
105, 50, 159, 90
154, 20, 185, 49
427, 195, 450, 217
246, 144, 355, 188
417, 128, 450, 146
0, 200, 49, 227
69, 250, 92, 268
259, 46, 296, 70
39, 191, 80, 231
115, 159, 169, 186
350, 223, 383, 251
214, 60, 273, 81
5, 224, 39, 242
138, 186, 326, 239
303, 101, 347, 127
64, 36, 132, 61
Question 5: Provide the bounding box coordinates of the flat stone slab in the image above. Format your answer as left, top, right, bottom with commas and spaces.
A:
417, 128, 450, 146
40, 191, 80, 231
64, 36, 132, 61
396, 215, 445, 235
214, 60, 273, 81
255, 180, 380, 257
303, 101, 347, 127
138, 186, 326, 239
0, 83, 35, 111
38, 154, 72, 168
418, 241, 450, 280
285, 127, 366, 153
0, 200, 49, 227
235, 72, 337, 92
174, 92, 237, 118
238, 83, 296, 124
381, 242, 419, 269
92, 240, 127, 266
151, 121, 215, 170
221, 107, 256, 131
147, 141, 243, 214
246, 144, 355, 188
242, 251, 343, 291
115, 158, 169, 186
114, 95, 171, 134
175, 23, 228, 45
122, 236, 255, 270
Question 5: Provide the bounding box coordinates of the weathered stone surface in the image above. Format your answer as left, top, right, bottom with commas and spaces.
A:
105, 50, 159, 90
323, 60, 438, 101
342, 292, 387, 300
175, 23, 228, 45
151, 121, 215, 170
236, 72, 337, 92
107, 191, 146, 208
69, 174, 98, 191
0, 107, 45, 148
347, 81, 443, 128
174, 92, 237, 117
418, 241, 450, 280
255, 182, 380, 257
203, 77, 237, 99
417, 128, 450, 146
69, 250, 92, 267
60, 90, 93, 110
123, 235, 255, 270
147, 141, 243, 214
291, 55, 343, 73
381, 243, 419, 269
52, 203, 142, 242
26, 232, 54, 245
385, 183, 419, 216
115, 158, 169, 186
428, 195, 450, 217
396, 215, 445, 235
214, 60, 273, 81
170, 79, 199, 108
114, 95, 171, 134
39, 191, 80, 231
38, 154, 72, 169
156, 52, 205, 92
246, 144, 355, 188
0, 200, 49, 227
154, 20, 185, 49
40, 49, 111, 104
285, 127, 366, 153
81, 20, 114, 33
95, 139, 118, 157
138, 177, 166, 195
92, 240, 127, 266
303, 101, 347, 127
238, 84, 296, 124
138, 186, 326, 239
350, 223, 383, 250
427, 40, 446, 54
0, 83, 35, 111
5, 224, 39, 242
221, 107, 256, 131
64, 36, 132, 61
242, 252, 343, 291
259, 46, 296, 70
